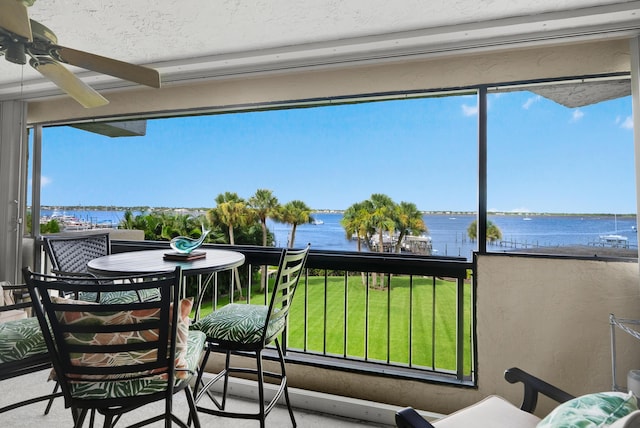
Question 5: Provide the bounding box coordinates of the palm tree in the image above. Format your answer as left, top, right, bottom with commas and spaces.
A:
369, 193, 396, 252
341, 200, 375, 285
209, 192, 252, 297
248, 189, 280, 290
467, 219, 503, 243
341, 201, 374, 252
248, 189, 279, 247
209, 192, 251, 246
140, 212, 163, 240
119, 210, 137, 230
487, 221, 503, 243
277, 200, 313, 248
160, 213, 203, 240
369, 194, 397, 288
394, 201, 427, 253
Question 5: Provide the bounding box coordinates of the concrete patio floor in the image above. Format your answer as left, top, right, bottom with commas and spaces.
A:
0, 370, 398, 427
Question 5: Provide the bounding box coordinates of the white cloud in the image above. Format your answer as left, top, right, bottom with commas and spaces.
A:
620, 116, 634, 130
522, 95, 541, 110
487, 207, 531, 213
570, 109, 584, 122
462, 104, 478, 116
41, 176, 52, 186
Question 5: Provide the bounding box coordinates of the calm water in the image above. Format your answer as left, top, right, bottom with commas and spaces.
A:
41, 209, 128, 228
269, 213, 639, 260
41, 209, 638, 261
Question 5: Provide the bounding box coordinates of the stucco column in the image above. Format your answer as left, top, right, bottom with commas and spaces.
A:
632, 37, 640, 262
0, 101, 28, 284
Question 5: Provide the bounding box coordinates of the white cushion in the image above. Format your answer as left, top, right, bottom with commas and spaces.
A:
610, 410, 640, 428
433, 395, 541, 428
0, 309, 27, 323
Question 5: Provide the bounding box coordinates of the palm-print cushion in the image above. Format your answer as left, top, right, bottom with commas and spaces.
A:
190, 303, 285, 345
68, 330, 206, 400
52, 297, 194, 385
537, 391, 638, 427
77, 288, 161, 304
177, 329, 205, 381
0, 317, 47, 364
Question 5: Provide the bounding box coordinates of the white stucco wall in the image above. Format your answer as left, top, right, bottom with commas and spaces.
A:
474, 254, 640, 415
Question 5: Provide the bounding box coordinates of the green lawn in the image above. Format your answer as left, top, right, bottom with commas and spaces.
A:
195, 274, 472, 374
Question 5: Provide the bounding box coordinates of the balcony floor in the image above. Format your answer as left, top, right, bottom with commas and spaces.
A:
0, 370, 396, 427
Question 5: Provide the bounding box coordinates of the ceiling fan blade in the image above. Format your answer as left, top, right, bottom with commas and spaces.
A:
52, 45, 161, 88
0, 0, 33, 41
31, 58, 109, 108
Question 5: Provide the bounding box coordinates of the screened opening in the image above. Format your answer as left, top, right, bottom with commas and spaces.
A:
486, 77, 636, 258
27, 76, 636, 260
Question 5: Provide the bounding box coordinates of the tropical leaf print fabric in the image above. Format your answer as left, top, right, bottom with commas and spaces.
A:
0, 317, 47, 363
49, 296, 199, 399
176, 330, 205, 382
67, 330, 205, 400
191, 303, 285, 345
76, 288, 160, 304
537, 391, 638, 427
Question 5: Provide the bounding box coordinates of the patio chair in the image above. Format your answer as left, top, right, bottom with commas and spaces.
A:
191, 245, 310, 428
43, 232, 157, 303
44, 232, 111, 275
24, 266, 206, 428
0, 281, 63, 414
395, 367, 640, 427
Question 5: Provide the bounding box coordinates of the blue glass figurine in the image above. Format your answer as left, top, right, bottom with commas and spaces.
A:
170, 225, 210, 254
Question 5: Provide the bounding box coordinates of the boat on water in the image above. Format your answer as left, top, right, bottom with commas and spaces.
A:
312, 219, 324, 225
597, 234, 629, 248
369, 232, 433, 255
40, 209, 114, 231
402, 234, 433, 255
596, 214, 630, 248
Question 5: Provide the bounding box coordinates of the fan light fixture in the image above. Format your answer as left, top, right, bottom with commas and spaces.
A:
0, 0, 161, 108
5, 40, 26, 64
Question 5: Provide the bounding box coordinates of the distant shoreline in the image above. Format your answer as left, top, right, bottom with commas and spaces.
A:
35, 205, 637, 218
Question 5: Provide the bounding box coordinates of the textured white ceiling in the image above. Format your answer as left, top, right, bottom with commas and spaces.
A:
20, 0, 626, 62
1, 0, 640, 99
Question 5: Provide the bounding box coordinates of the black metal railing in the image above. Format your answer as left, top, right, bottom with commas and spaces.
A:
38, 239, 475, 384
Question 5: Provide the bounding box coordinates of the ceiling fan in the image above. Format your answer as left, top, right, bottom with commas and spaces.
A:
0, 0, 161, 108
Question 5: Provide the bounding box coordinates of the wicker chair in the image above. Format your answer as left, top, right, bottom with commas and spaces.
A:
44, 232, 111, 276
24, 267, 206, 428
43, 232, 157, 303
191, 245, 310, 428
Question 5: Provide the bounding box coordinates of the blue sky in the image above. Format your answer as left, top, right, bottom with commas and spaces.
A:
33, 90, 635, 214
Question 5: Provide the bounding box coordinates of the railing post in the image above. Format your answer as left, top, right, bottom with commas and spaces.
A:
456, 275, 465, 381
343, 271, 348, 358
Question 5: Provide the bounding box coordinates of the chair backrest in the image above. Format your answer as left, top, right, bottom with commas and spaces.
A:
44, 232, 111, 274
263, 245, 310, 344
23, 267, 185, 408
